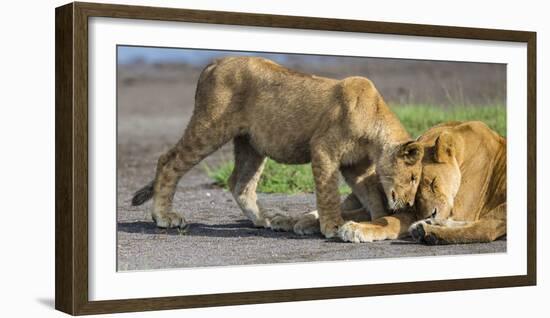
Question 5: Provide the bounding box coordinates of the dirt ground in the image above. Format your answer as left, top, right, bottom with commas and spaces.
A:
116, 60, 506, 271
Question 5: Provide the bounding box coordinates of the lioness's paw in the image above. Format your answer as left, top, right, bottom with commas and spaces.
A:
293, 211, 320, 235
268, 213, 296, 232
153, 212, 187, 229
409, 220, 426, 241
338, 221, 374, 243
408, 221, 439, 245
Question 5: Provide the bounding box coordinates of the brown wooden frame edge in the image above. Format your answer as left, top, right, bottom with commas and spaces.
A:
55, 2, 537, 315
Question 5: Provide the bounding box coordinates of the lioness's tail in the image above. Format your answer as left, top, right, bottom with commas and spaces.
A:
131, 180, 155, 206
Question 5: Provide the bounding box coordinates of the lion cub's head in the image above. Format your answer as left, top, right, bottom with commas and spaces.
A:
415, 132, 462, 220
377, 141, 424, 211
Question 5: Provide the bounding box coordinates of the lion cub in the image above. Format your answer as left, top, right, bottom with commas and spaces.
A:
132, 56, 423, 238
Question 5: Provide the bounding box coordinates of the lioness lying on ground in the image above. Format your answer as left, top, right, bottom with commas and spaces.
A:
338, 121, 506, 244
131, 56, 423, 238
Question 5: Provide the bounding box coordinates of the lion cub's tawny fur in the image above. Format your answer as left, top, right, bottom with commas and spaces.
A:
132, 56, 422, 238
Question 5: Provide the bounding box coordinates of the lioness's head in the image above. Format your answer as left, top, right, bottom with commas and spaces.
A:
377, 141, 424, 211
416, 132, 462, 220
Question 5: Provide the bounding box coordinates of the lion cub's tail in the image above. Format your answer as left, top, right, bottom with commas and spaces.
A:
131, 180, 155, 206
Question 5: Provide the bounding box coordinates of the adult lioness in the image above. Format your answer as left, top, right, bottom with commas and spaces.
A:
338, 121, 506, 244
131, 56, 423, 238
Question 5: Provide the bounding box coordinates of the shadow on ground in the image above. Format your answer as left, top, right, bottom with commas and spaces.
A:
117, 220, 321, 240
36, 298, 55, 309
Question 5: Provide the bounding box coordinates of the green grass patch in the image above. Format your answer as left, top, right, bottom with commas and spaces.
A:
394, 104, 506, 137
204, 104, 506, 194
203, 159, 352, 195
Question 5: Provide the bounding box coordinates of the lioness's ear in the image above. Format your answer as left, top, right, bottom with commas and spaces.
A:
398, 141, 424, 165
434, 132, 456, 163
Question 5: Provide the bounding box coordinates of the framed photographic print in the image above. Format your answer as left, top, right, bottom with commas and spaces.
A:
55, 2, 536, 315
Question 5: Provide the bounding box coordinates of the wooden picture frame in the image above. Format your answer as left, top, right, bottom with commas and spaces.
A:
55, 1, 536, 315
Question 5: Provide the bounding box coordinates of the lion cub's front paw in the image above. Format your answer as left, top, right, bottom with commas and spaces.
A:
338, 221, 374, 243
408, 220, 439, 245
152, 212, 187, 229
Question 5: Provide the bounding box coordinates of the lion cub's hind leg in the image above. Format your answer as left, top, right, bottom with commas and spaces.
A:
229, 136, 270, 228
151, 118, 237, 229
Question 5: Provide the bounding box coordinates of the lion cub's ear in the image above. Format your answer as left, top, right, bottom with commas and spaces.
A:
434, 132, 456, 163
398, 141, 424, 165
